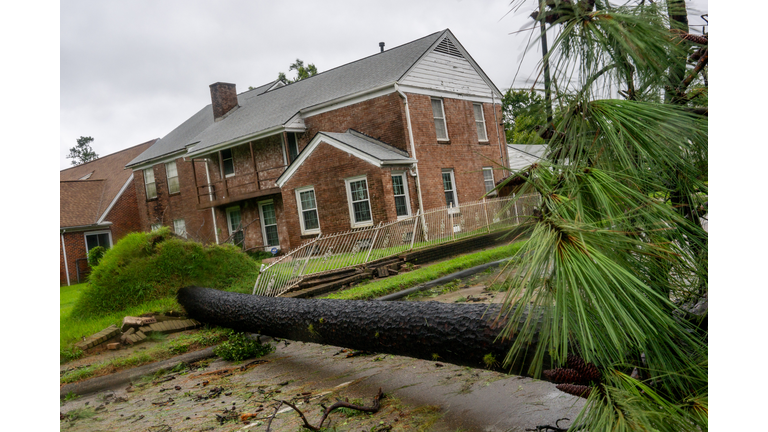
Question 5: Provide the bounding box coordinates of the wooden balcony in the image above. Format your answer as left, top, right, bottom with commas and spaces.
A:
196, 166, 285, 209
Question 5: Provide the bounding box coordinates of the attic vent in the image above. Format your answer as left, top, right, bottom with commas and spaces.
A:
79, 172, 94, 180
434, 38, 463, 58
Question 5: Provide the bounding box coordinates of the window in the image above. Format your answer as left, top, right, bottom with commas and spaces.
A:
221, 148, 235, 177
431, 98, 448, 141
150, 223, 162, 231
144, 168, 157, 199
473, 103, 488, 141
345, 176, 373, 227
85, 231, 111, 254
483, 167, 496, 195
286, 132, 299, 162
296, 186, 320, 234
173, 219, 187, 238
166, 161, 180, 194
259, 201, 279, 248
226, 207, 244, 247
442, 169, 458, 208
391, 172, 411, 218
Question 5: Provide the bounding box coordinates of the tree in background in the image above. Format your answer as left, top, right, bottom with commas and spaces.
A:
67, 136, 99, 166
501, 89, 546, 144
278, 59, 318, 84
499, 1, 707, 430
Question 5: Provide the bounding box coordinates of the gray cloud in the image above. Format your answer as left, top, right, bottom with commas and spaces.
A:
60, 0, 707, 169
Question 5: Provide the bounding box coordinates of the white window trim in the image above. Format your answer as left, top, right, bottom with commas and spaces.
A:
144, 167, 157, 199
258, 199, 280, 250
473, 103, 489, 142
220, 148, 235, 178
482, 167, 496, 196
150, 223, 162, 231
344, 175, 374, 228
226, 206, 241, 235
431, 98, 449, 141
391, 171, 412, 220
84, 230, 113, 252
295, 186, 321, 235
442, 169, 459, 211
173, 219, 187, 238
166, 161, 180, 194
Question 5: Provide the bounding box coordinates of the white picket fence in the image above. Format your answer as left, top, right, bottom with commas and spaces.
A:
252, 194, 539, 297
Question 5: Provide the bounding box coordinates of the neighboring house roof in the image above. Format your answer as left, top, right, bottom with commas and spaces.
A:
128, 29, 502, 169
60, 139, 157, 229
276, 129, 416, 188
507, 144, 548, 171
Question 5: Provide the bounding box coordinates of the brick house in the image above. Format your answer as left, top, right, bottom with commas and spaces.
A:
126, 29, 508, 253
60, 139, 157, 285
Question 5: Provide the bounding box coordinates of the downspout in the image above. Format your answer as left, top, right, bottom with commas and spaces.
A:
61, 230, 71, 286
492, 91, 505, 176
203, 160, 220, 244
394, 83, 425, 218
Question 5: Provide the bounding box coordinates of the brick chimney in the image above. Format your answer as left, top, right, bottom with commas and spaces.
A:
209, 82, 238, 121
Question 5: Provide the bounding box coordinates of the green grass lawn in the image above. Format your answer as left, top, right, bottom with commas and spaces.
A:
323, 240, 525, 300
60, 282, 88, 317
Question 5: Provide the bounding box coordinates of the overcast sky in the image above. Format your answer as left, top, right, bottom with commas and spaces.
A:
59, 0, 708, 169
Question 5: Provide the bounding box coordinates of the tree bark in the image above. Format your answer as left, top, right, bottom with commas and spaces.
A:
177, 286, 548, 376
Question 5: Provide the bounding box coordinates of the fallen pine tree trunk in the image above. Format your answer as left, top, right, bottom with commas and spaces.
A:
177, 286, 548, 376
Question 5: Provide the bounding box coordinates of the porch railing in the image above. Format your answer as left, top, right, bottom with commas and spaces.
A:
252, 194, 539, 297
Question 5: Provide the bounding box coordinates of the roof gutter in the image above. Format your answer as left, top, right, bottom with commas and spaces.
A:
185, 125, 285, 159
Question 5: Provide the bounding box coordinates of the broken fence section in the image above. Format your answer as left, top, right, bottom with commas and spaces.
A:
253, 194, 539, 297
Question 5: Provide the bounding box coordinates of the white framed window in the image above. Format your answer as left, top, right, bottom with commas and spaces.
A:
473, 103, 488, 142
85, 230, 112, 253
221, 148, 235, 177
226, 206, 244, 247
144, 168, 157, 199
391, 172, 411, 218
166, 161, 180, 194
442, 169, 458, 209
482, 167, 496, 195
431, 98, 449, 141
296, 186, 320, 235
258, 200, 280, 248
345, 176, 373, 228
173, 219, 187, 238
150, 223, 162, 231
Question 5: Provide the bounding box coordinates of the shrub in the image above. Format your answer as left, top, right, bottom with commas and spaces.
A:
70, 227, 260, 317
87, 246, 106, 268
213, 331, 274, 361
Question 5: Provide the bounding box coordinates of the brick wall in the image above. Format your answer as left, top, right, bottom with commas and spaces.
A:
300, 92, 409, 153
406, 93, 508, 210
60, 231, 88, 285
105, 180, 142, 242
281, 142, 415, 249
133, 157, 215, 244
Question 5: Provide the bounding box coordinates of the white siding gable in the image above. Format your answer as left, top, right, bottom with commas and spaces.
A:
400, 37, 495, 99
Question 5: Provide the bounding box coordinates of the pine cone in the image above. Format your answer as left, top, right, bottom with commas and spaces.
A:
543, 368, 585, 384
556, 383, 592, 399
566, 354, 601, 382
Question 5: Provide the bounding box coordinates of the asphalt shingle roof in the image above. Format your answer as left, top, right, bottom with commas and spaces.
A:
128, 30, 447, 167
320, 130, 413, 163
61, 139, 157, 227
